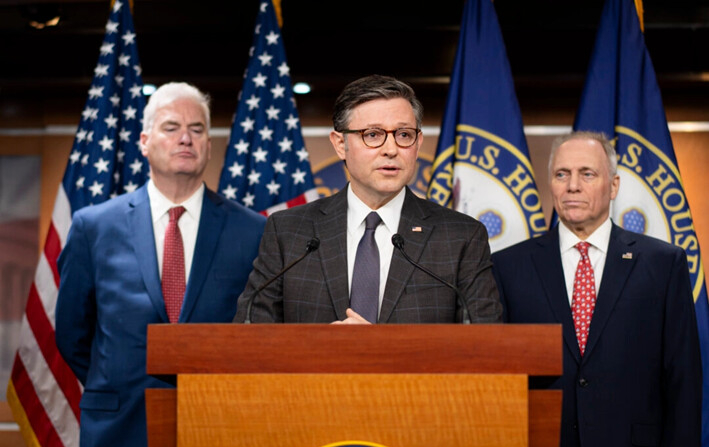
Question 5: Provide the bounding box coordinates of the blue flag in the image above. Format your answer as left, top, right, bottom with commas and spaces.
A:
427, 0, 545, 252
574, 0, 709, 443
218, 1, 317, 215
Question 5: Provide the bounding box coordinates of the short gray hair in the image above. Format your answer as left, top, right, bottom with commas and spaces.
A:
332, 75, 423, 131
142, 82, 211, 134
549, 130, 617, 178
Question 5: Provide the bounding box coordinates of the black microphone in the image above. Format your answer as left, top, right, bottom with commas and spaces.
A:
243, 237, 320, 324
391, 234, 471, 324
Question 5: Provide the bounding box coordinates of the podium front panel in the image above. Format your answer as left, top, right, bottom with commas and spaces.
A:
177, 373, 528, 447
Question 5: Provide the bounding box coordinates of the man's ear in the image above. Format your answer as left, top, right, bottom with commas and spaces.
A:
139, 132, 149, 157
330, 130, 347, 161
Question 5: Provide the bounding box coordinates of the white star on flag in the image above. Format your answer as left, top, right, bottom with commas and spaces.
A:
222, 184, 237, 199
278, 137, 293, 152
266, 180, 281, 195
253, 147, 269, 162
94, 157, 110, 173
253, 73, 267, 87
246, 95, 261, 110
265, 105, 280, 120
88, 85, 104, 99
123, 105, 137, 120
234, 139, 250, 154
88, 180, 104, 197
270, 84, 285, 98
240, 117, 255, 133
277, 62, 290, 77
228, 161, 244, 177
258, 52, 273, 66
258, 126, 274, 141
122, 30, 136, 45
265, 31, 279, 45
95, 64, 109, 77
105, 114, 118, 128
100, 43, 114, 55
98, 136, 114, 151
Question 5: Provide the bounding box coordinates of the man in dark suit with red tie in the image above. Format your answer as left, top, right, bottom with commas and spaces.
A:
235, 75, 502, 324
492, 131, 701, 447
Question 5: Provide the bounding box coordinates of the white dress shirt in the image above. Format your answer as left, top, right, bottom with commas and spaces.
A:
559, 217, 612, 306
346, 186, 405, 315
147, 180, 204, 282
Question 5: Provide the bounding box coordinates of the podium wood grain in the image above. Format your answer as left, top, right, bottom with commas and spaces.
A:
179, 374, 527, 447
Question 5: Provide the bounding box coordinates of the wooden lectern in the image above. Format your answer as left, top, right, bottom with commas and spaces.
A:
146, 324, 562, 447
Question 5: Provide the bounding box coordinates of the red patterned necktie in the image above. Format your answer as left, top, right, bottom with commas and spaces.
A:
162, 206, 186, 323
572, 241, 596, 355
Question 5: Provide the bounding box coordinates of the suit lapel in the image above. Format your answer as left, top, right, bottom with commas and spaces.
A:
180, 189, 226, 322
379, 189, 431, 323
128, 186, 168, 322
315, 189, 350, 320
583, 225, 637, 359
532, 228, 582, 363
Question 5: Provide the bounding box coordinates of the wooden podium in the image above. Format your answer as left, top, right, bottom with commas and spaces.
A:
146, 324, 562, 447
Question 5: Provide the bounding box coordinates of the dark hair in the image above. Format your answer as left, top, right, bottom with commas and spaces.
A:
332, 75, 423, 131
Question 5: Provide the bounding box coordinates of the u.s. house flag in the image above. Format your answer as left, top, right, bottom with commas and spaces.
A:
427, 0, 545, 252
6, 2, 148, 445
218, 1, 318, 215
574, 0, 709, 443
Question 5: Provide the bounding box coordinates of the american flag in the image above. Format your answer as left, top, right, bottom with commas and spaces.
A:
218, 1, 318, 215
6, 2, 148, 445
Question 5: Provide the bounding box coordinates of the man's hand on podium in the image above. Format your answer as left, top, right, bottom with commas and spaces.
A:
331, 308, 372, 325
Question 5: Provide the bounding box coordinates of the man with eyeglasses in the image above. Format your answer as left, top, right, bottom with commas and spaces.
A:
234, 74, 502, 324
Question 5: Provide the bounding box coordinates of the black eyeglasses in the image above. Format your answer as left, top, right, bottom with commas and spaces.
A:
341, 127, 421, 148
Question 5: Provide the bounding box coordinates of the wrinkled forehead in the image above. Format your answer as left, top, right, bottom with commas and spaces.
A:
348, 98, 417, 128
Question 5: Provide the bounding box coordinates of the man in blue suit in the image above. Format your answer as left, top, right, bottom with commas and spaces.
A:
492, 131, 701, 447
55, 82, 266, 447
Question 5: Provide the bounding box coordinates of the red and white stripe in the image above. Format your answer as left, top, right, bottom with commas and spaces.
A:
259, 188, 320, 217
7, 186, 81, 447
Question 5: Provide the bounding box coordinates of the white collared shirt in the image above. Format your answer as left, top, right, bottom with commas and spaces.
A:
346, 186, 406, 315
559, 217, 612, 306
147, 180, 205, 282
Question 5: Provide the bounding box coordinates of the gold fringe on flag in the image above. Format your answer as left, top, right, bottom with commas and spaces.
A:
634, 0, 644, 32
272, 0, 283, 28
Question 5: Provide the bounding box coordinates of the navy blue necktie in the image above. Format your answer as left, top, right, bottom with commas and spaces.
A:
350, 212, 382, 323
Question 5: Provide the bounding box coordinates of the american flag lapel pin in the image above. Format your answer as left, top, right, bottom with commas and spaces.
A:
411, 226, 422, 232
622, 252, 633, 259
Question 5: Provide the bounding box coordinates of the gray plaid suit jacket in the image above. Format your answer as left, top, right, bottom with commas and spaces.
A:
235, 186, 502, 323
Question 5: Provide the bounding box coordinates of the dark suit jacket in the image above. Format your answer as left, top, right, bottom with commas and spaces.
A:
235, 186, 502, 323
492, 224, 701, 447
55, 185, 265, 447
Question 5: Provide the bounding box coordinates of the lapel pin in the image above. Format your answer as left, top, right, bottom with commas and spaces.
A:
622, 252, 633, 259
411, 226, 422, 232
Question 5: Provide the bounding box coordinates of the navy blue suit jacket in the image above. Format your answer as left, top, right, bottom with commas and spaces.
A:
492, 224, 701, 447
55, 185, 265, 447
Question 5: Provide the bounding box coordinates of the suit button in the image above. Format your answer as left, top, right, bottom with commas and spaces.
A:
578, 378, 589, 387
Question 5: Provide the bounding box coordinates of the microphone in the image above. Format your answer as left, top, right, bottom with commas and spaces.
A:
391, 234, 471, 324
243, 237, 320, 324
